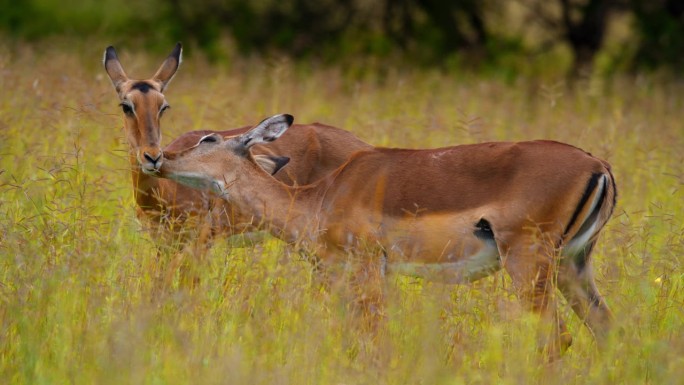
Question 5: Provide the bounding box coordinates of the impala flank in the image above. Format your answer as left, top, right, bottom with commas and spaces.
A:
154, 114, 617, 359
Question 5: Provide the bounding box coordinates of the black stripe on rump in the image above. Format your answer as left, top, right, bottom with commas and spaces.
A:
563, 173, 602, 238
573, 175, 607, 241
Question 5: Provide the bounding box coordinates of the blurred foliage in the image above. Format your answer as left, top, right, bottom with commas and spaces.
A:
631, 0, 684, 71
0, 0, 158, 39
0, 0, 683, 75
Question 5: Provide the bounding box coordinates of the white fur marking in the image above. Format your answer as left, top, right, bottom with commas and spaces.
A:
563, 221, 598, 257
388, 241, 500, 284
170, 172, 215, 192
563, 174, 606, 256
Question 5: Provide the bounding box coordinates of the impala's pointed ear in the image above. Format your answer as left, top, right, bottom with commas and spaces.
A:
237, 114, 294, 152
254, 155, 291, 175
152, 42, 182, 92
103, 45, 129, 94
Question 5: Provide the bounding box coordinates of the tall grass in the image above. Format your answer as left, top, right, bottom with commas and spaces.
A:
0, 43, 682, 384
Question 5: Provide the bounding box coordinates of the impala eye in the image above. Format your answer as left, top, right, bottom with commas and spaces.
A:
120, 103, 134, 116
199, 135, 218, 144
160, 104, 170, 116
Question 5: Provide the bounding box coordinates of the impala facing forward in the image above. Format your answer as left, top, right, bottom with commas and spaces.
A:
103, 44, 371, 260
156, 114, 617, 359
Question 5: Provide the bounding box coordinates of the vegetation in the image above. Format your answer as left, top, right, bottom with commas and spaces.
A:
0, 41, 683, 384
1, 0, 683, 77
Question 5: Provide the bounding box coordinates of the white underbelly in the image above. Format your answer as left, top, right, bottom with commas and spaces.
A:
387, 241, 500, 284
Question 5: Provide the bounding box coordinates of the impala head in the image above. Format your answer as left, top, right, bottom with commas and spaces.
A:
159, 114, 295, 195
104, 43, 182, 173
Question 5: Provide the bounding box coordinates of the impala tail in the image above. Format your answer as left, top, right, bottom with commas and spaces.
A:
562, 167, 617, 265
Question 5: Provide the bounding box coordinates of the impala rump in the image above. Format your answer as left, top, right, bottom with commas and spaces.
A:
562, 172, 614, 270
155, 114, 617, 360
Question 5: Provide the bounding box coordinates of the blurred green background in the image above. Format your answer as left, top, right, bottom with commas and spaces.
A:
1, 0, 682, 77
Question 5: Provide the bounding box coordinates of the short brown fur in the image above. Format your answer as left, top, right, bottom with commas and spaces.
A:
103, 45, 371, 258
158, 115, 617, 360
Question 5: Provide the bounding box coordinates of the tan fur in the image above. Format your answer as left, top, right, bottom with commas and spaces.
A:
103, 45, 371, 251
159, 115, 617, 360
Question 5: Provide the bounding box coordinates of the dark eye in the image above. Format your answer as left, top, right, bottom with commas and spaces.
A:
120, 103, 134, 116
160, 105, 170, 116
199, 135, 218, 144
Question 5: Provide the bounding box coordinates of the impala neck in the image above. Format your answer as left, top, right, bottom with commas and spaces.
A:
228, 164, 327, 244
129, 151, 160, 210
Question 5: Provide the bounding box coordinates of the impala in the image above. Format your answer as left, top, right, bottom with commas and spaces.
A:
156, 114, 617, 359
103, 44, 371, 255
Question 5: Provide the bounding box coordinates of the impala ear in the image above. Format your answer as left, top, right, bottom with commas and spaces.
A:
237, 114, 294, 151
152, 42, 182, 92
103, 46, 129, 94
254, 155, 291, 175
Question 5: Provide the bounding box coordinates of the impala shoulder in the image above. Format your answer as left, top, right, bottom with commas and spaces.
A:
308, 122, 349, 131
309, 122, 368, 140
325, 148, 381, 177
306, 122, 345, 133
349, 147, 385, 159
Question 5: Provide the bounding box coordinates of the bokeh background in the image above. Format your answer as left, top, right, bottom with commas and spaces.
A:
1, 0, 683, 77
1, 1, 683, 384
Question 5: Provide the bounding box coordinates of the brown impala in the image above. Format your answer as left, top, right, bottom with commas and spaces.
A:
156, 114, 617, 359
103, 44, 371, 250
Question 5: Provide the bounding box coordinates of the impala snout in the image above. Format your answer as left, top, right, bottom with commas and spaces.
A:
139, 147, 163, 173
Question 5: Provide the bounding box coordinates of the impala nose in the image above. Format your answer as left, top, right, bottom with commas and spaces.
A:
143, 151, 163, 170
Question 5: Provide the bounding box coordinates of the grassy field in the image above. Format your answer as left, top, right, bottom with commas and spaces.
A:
1, 42, 683, 384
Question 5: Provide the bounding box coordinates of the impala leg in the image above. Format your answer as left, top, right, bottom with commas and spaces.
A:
180, 237, 208, 290
501, 241, 571, 361
138, 213, 180, 294
299, 250, 338, 294
159, 226, 190, 291
345, 252, 386, 335
149, 212, 213, 292
176, 216, 214, 290
304, 251, 385, 362
558, 240, 613, 347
